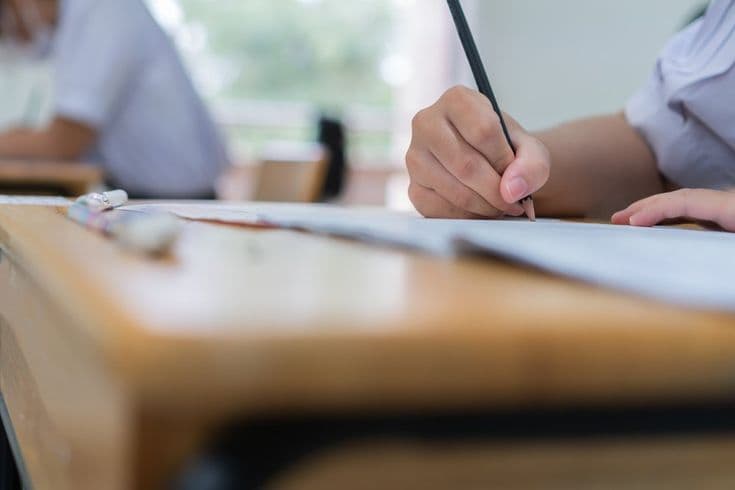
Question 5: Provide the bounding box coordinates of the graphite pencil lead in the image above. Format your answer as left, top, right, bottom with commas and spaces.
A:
522, 197, 536, 222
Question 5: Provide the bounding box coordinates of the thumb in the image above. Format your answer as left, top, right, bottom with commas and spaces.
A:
499, 139, 551, 204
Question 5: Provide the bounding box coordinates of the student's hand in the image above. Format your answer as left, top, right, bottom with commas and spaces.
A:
406, 85, 551, 219
612, 189, 735, 232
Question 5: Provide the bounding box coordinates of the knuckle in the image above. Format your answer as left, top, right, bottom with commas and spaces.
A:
443, 85, 471, 105
404, 149, 421, 174
471, 114, 501, 142
485, 110, 501, 128
495, 150, 516, 171
453, 154, 479, 180
408, 183, 422, 205
452, 189, 476, 211
408, 183, 420, 200
411, 108, 429, 132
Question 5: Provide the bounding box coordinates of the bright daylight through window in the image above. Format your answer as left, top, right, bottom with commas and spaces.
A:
148, 0, 416, 166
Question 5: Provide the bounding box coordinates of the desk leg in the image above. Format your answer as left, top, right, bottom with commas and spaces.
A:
171, 404, 735, 490
0, 401, 21, 490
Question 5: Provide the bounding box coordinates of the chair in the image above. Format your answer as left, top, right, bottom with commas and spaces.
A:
253, 143, 328, 203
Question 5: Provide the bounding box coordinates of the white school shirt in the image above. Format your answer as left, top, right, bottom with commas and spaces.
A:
53, 0, 229, 198
626, 0, 735, 190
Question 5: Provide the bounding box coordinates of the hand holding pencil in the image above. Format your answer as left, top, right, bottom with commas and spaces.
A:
407, 88, 550, 219
406, 0, 549, 220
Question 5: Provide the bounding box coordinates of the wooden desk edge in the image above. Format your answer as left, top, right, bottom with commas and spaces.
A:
2, 204, 735, 419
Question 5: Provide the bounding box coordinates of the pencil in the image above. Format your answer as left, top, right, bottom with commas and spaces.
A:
446, 0, 536, 221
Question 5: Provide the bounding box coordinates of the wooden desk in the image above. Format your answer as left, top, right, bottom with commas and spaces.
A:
0, 161, 103, 196
1, 204, 735, 489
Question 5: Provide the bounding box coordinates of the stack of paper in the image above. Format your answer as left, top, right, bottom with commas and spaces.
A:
122, 203, 735, 312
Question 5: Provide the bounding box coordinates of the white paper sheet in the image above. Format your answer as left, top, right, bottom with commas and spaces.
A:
453, 220, 735, 310
122, 203, 262, 224
121, 203, 735, 311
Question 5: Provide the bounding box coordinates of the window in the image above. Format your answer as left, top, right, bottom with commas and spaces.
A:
149, 0, 415, 166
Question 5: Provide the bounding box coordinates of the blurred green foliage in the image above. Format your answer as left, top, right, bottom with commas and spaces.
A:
178, 0, 395, 109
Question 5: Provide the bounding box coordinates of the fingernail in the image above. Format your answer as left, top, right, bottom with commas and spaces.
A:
506, 177, 529, 202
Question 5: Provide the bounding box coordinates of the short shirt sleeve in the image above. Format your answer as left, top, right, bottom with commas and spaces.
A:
625, 0, 735, 189
53, 0, 147, 128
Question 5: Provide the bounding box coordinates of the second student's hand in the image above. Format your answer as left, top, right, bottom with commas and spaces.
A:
612, 189, 735, 232
406, 86, 551, 219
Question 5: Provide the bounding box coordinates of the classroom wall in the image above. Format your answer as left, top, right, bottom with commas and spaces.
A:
468, 0, 705, 131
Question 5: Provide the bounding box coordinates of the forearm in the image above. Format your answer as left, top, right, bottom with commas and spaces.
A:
533, 113, 665, 219
0, 119, 97, 161
0, 128, 65, 160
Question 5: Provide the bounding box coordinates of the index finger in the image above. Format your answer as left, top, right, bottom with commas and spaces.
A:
441, 86, 516, 174
628, 190, 735, 231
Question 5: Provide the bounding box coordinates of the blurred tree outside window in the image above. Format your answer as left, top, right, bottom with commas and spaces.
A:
148, 0, 407, 166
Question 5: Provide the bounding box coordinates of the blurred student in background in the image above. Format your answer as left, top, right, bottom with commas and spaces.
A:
0, 0, 229, 198
407, 0, 735, 231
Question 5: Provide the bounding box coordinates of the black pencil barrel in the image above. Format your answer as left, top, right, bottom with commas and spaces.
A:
446, 0, 516, 154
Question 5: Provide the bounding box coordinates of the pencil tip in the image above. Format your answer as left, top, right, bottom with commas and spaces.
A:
522, 198, 536, 222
